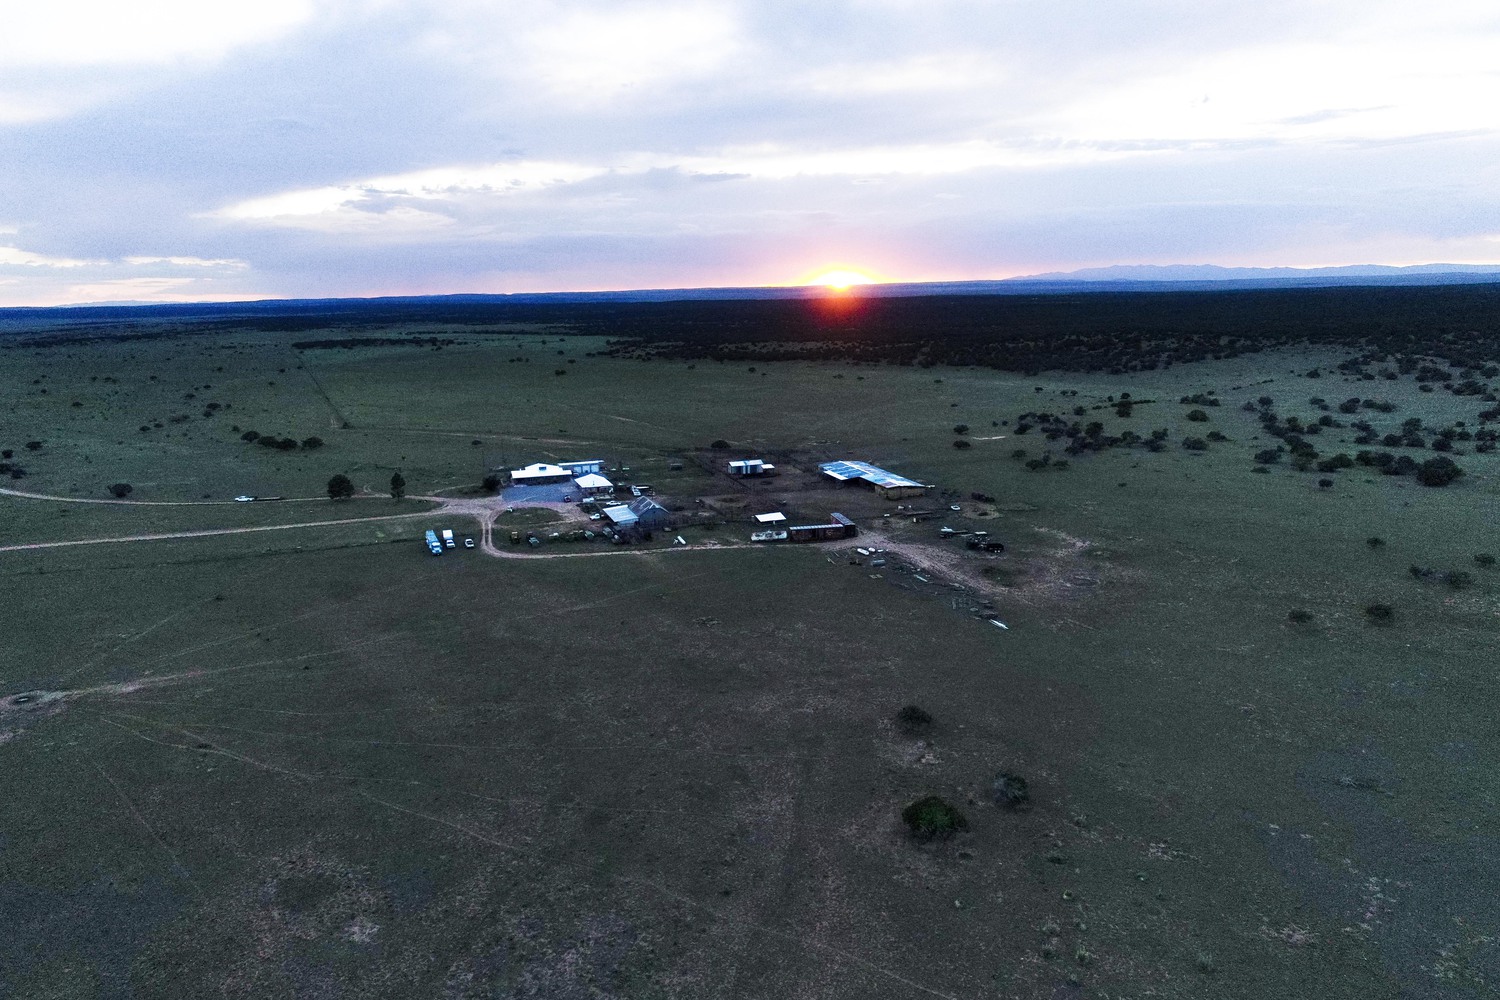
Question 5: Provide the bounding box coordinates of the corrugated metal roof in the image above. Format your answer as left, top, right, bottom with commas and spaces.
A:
573, 473, 612, 488
627, 496, 667, 516
511, 462, 569, 478
754, 512, 786, 523
817, 460, 924, 489
602, 505, 637, 524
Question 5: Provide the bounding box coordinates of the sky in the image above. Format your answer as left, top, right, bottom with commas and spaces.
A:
1, 0, 1498, 305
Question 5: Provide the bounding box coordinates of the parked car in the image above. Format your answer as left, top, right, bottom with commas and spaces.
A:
234, 495, 255, 502
589, 513, 602, 520
463, 537, 475, 549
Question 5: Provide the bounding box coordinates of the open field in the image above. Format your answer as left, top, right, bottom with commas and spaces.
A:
2, 299, 1499, 998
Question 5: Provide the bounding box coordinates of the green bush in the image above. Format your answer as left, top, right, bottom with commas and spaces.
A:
1416, 457, 1464, 487
326, 474, 355, 500
901, 796, 968, 841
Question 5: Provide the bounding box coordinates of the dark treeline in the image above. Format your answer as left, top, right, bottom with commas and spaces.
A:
5, 284, 1500, 374
586, 285, 1500, 373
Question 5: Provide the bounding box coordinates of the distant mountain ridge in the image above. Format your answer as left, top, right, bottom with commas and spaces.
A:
1013, 262, 1500, 282
8, 263, 1500, 317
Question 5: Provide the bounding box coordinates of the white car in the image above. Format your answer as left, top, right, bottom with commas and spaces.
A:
234, 495, 255, 502
589, 513, 602, 520
463, 537, 475, 549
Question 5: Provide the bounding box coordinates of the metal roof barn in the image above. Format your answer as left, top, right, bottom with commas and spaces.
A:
626, 496, 671, 529
818, 460, 927, 497
602, 505, 637, 526
510, 462, 572, 484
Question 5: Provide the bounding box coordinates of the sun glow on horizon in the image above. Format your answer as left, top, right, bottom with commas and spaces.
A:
800, 267, 882, 291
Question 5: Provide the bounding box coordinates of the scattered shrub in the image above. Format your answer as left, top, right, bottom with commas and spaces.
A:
1364, 602, 1395, 623
240, 430, 260, 442
107, 483, 133, 498
1476, 553, 1496, 568
390, 471, 407, 499
481, 474, 500, 494
1366, 537, 1385, 548
1181, 437, 1208, 451
1416, 456, 1464, 487
901, 796, 967, 841
301, 436, 324, 450
326, 474, 355, 500
895, 704, 933, 731
709, 439, 730, 449
24, 441, 42, 451
953, 424, 969, 435
992, 771, 1030, 808
1185, 408, 1209, 422
952, 439, 972, 449
1288, 609, 1313, 623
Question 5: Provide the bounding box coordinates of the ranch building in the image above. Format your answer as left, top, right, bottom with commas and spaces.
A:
818, 460, 928, 499
788, 513, 857, 543
727, 458, 776, 476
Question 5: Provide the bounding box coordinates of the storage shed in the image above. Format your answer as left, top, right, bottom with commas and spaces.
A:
573, 472, 614, 496
787, 513, 857, 543
601, 505, 637, 528
728, 459, 776, 476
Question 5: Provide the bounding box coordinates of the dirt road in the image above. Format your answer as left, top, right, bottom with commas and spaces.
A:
0, 487, 326, 506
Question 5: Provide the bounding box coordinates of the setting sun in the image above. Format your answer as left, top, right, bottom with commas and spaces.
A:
801, 267, 881, 291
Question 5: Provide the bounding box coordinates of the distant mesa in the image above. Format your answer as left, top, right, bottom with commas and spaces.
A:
1008, 262, 1500, 284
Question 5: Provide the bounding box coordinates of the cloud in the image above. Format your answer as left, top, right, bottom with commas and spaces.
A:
514, 2, 743, 104
0, 245, 100, 268
123, 255, 249, 268
1, 0, 314, 67
208, 138, 1155, 233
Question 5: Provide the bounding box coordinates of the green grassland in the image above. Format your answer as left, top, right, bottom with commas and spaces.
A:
2, 319, 1498, 998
